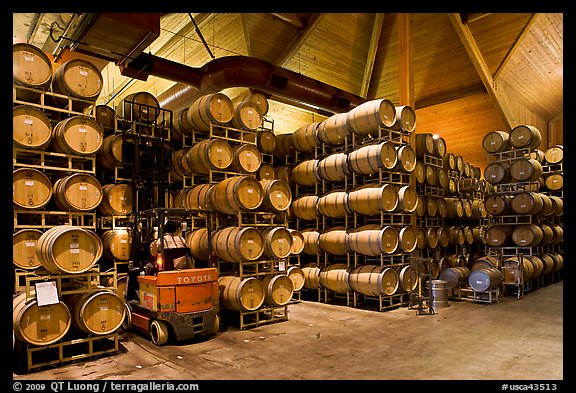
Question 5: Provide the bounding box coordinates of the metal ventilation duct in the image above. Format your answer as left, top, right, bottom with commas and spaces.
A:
121, 53, 367, 115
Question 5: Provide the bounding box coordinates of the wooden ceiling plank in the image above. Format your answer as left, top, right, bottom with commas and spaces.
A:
360, 13, 384, 98
494, 13, 537, 80
448, 13, 517, 130
241, 14, 252, 57
275, 13, 324, 66
272, 13, 304, 28
415, 84, 486, 109
398, 13, 414, 107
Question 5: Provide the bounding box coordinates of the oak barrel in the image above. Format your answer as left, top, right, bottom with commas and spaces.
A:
209, 175, 263, 215
290, 195, 319, 221
292, 122, 320, 153
288, 229, 305, 255
398, 226, 417, 253
349, 265, 400, 296
468, 267, 503, 291
511, 224, 543, 247
394, 185, 418, 213
186, 228, 210, 262
218, 275, 265, 311
390, 105, 416, 133
439, 267, 470, 289
96, 134, 123, 170
52, 58, 103, 109
13, 229, 44, 270
261, 226, 293, 259
116, 91, 161, 124
13, 105, 52, 150
482, 130, 510, 153
212, 226, 264, 262
229, 143, 262, 174
287, 265, 306, 292
347, 224, 398, 256
52, 173, 103, 212
346, 98, 397, 136
255, 130, 276, 154
291, 159, 319, 186
319, 264, 352, 293
392, 144, 417, 172
509, 157, 543, 182
230, 101, 262, 131
101, 229, 132, 261
259, 179, 292, 212
186, 139, 233, 174
261, 274, 294, 306
51, 115, 103, 155
317, 112, 352, 146
398, 265, 418, 292
485, 225, 512, 247
502, 256, 534, 284
233, 91, 269, 117
13, 43, 53, 92
317, 152, 351, 181
98, 183, 133, 216
302, 263, 321, 289
415, 133, 435, 158
318, 227, 349, 256
509, 125, 542, 150
348, 141, 397, 174
36, 225, 103, 274
13, 292, 71, 346
186, 92, 234, 131
317, 191, 351, 218
64, 289, 125, 335
13, 168, 52, 210
301, 228, 321, 255
544, 145, 563, 164
347, 184, 398, 215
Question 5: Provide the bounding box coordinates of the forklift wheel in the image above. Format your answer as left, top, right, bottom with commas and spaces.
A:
212, 314, 220, 335
150, 319, 169, 346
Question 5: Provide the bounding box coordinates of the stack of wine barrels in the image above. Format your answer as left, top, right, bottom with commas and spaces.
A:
480, 126, 563, 295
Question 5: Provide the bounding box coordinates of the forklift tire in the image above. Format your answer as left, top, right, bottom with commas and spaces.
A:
212, 314, 220, 335
150, 319, 169, 346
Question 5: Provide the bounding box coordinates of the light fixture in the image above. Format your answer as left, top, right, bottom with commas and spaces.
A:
432, 134, 439, 139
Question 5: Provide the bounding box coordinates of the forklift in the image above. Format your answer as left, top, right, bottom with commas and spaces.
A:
118, 100, 219, 345
125, 209, 220, 346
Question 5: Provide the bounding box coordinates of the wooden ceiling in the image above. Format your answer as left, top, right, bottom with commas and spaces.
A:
13, 12, 563, 171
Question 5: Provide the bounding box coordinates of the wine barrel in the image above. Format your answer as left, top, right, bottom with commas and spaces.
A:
413, 161, 426, 184
64, 289, 125, 335
392, 144, 417, 172
261, 274, 294, 306
233, 91, 269, 117
550, 225, 563, 244
318, 227, 349, 256
291, 159, 319, 186
302, 263, 321, 289
482, 131, 510, 153
544, 145, 563, 164
433, 137, 447, 158
13, 168, 52, 210
319, 263, 352, 293
288, 229, 305, 255
13, 229, 44, 270
447, 226, 465, 247
509, 157, 543, 182
13, 43, 53, 94
256, 162, 276, 180
398, 226, 417, 253
52, 173, 103, 212
186, 139, 234, 174
94, 104, 116, 132
390, 105, 416, 133
484, 161, 511, 185
414, 227, 426, 250
101, 229, 132, 261
52, 58, 103, 109
51, 115, 103, 155
425, 227, 439, 249
425, 164, 437, 186
437, 168, 449, 191
186, 228, 210, 261
347, 184, 398, 215
550, 253, 564, 272
255, 130, 276, 154
317, 152, 351, 181
468, 268, 503, 292
287, 265, 306, 292
317, 112, 352, 146
346, 98, 397, 136
509, 125, 542, 150
502, 256, 534, 284
445, 198, 464, 219
349, 265, 400, 296
415, 133, 435, 158
471, 199, 488, 220
173, 184, 213, 210
437, 226, 451, 248
540, 253, 556, 276
259, 179, 292, 212
186, 92, 234, 132
484, 194, 512, 216
261, 226, 293, 259
415, 195, 426, 217
301, 229, 321, 255
36, 225, 103, 274
13, 105, 52, 150
229, 143, 262, 174
317, 191, 351, 218
463, 226, 475, 246
539, 224, 555, 245
116, 91, 161, 124
348, 141, 397, 175
545, 173, 563, 191
13, 292, 71, 346
230, 101, 262, 131
394, 185, 418, 213
470, 255, 500, 271
398, 265, 418, 293
530, 149, 546, 164
209, 175, 263, 215
511, 224, 543, 247
347, 224, 398, 256
426, 196, 439, 217
510, 191, 544, 215
443, 152, 457, 171
438, 267, 470, 289
218, 275, 265, 311
290, 195, 319, 221
273, 134, 296, 159
485, 225, 512, 247
292, 122, 320, 153
96, 134, 123, 170
98, 183, 133, 216
212, 226, 264, 262
548, 195, 563, 216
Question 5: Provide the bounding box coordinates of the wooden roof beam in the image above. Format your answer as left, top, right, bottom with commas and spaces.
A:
360, 13, 384, 98
275, 13, 323, 67
398, 13, 414, 107
494, 13, 537, 79
448, 13, 517, 130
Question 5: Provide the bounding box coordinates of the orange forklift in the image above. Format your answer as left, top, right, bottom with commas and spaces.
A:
126, 208, 219, 346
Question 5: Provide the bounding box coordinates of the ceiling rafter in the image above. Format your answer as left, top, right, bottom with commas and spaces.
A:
274, 13, 323, 67
448, 13, 517, 130
398, 13, 414, 107
359, 13, 384, 99
494, 13, 537, 80
240, 14, 252, 57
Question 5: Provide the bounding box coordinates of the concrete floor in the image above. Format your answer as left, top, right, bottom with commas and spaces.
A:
13, 281, 564, 381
